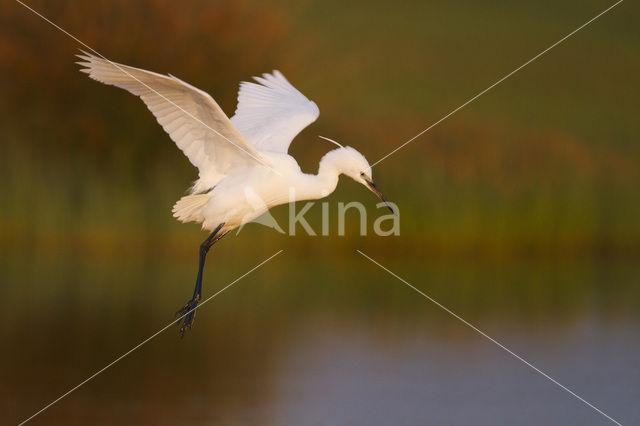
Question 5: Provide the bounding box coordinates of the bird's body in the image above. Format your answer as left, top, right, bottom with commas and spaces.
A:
77, 51, 393, 335
176, 148, 367, 232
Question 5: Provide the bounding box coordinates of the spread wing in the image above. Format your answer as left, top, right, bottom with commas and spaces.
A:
76, 51, 266, 191
231, 70, 319, 154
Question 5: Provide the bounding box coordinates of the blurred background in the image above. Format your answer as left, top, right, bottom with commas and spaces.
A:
1, 0, 639, 424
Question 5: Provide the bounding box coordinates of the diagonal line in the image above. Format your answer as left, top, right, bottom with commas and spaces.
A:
18, 250, 284, 426
14, 0, 279, 174
356, 250, 623, 426
370, 0, 623, 168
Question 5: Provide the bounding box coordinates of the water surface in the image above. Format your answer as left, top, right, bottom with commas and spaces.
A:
1, 250, 638, 425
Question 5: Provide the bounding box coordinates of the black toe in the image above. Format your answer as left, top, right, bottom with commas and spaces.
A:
175, 296, 200, 337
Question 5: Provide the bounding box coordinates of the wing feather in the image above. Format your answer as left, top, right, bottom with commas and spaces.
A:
231, 70, 319, 154
77, 51, 266, 192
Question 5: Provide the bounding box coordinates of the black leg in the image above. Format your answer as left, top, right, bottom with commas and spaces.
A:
175, 223, 227, 337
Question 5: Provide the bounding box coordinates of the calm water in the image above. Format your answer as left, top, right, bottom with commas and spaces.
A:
1, 249, 639, 425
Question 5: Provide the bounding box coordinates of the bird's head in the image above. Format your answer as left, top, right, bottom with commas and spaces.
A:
319, 137, 396, 215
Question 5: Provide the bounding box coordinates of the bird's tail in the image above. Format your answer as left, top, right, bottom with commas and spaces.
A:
172, 194, 211, 223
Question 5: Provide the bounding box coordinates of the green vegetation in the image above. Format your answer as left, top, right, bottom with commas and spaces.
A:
1, 0, 638, 259
2, 4, 639, 423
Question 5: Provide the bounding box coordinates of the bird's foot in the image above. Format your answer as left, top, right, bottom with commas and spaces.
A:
175, 294, 200, 338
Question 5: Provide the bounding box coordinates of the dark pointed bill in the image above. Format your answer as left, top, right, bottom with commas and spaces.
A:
364, 179, 396, 215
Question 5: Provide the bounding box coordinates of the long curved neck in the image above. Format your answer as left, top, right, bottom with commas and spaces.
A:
295, 150, 342, 201
316, 154, 342, 194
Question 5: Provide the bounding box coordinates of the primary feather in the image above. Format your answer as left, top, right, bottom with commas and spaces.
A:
231, 70, 319, 154
76, 51, 265, 193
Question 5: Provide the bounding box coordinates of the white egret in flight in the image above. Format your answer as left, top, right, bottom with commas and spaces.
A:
77, 52, 394, 336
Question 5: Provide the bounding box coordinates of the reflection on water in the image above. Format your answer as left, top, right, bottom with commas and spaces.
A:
1, 249, 638, 425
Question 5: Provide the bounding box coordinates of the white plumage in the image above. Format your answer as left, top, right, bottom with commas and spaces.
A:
77, 51, 394, 336
231, 70, 319, 154
77, 51, 392, 234
77, 52, 264, 194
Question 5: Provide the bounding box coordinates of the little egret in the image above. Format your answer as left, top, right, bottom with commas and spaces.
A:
77, 52, 394, 336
